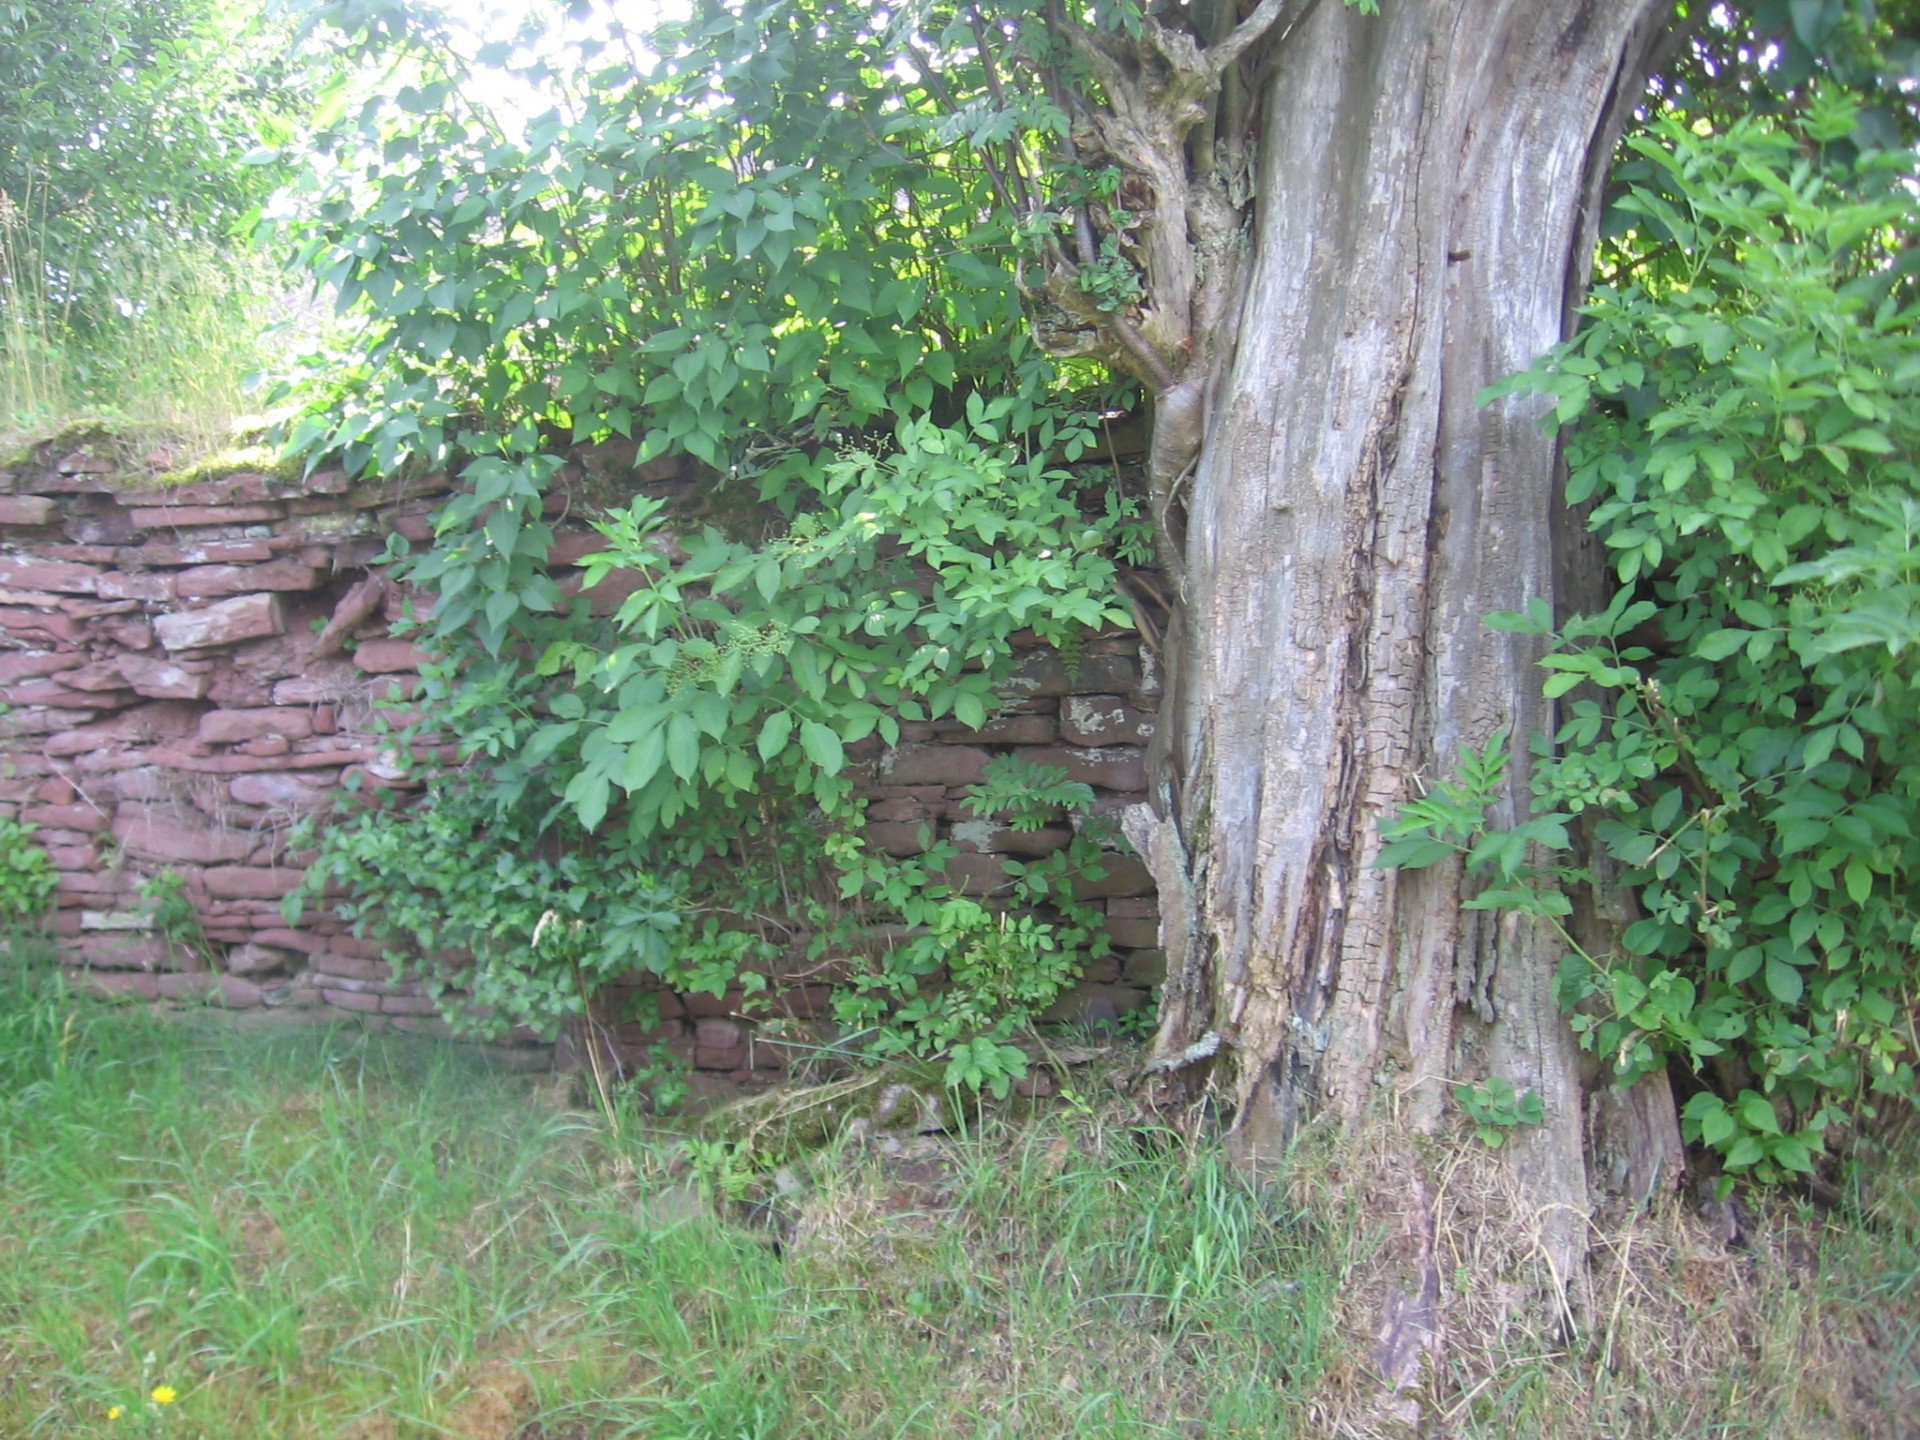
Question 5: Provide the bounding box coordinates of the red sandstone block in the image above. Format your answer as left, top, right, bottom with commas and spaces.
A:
229, 772, 328, 809
155, 594, 285, 652
1069, 854, 1155, 901
175, 561, 321, 598
37, 544, 117, 563
1102, 917, 1159, 948
23, 688, 137, 714
119, 539, 274, 566
0, 651, 82, 684
43, 701, 199, 757
117, 653, 213, 700
125, 503, 285, 527
55, 870, 133, 896
75, 970, 161, 1000
198, 707, 315, 745
389, 1015, 456, 1038
312, 953, 391, 981
877, 743, 991, 787
865, 795, 941, 823
0, 495, 57, 526
0, 709, 71, 738
548, 532, 611, 566
0, 557, 99, 594
934, 712, 1059, 744
695, 1018, 744, 1049
0, 607, 82, 645
96, 571, 175, 602
202, 866, 300, 900
324, 934, 388, 960
272, 671, 359, 704
1060, 695, 1155, 747
321, 988, 382, 1013
154, 972, 222, 1002
949, 821, 1071, 857
682, 988, 746, 1019
942, 851, 1013, 898
696, 1041, 748, 1071
250, 928, 327, 953
76, 932, 172, 970
101, 618, 154, 650
20, 801, 108, 834
352, 639, 426, 674
112, 803, 253, 865
217, 975, 266, 1008
864, 821, 931, 857
225, 942, 300, 976
57, 663, 133, 695
1020, 744, 1148, 794
1004, 651, 1133, 699
135, 745, 368, 775
380, 994, 441, 1016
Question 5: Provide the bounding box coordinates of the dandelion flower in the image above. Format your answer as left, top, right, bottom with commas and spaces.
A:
150, 1386, 177, 1405
107, 1407, 122, 1420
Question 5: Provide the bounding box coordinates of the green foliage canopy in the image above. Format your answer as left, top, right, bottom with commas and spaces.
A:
282, 0, 1150, 1076
0, 0, 304, 330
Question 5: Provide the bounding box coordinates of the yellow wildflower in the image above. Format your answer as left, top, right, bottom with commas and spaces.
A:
107, 1406, 122, 1420
150, 1385, 177, 1405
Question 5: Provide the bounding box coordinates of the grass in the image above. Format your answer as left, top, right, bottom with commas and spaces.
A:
0, 957, 1913, 1439
0, 179, 311, 471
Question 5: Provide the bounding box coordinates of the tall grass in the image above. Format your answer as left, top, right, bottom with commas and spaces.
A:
0, 176, 289, 463
0, 956, 1912, 1439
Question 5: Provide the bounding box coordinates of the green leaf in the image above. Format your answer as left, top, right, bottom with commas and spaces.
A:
800, 720, 845, 775
1738, 1091, 1782, 1135
1844, 856, 1873, 905
952, 689, 988, 731
1373, 837, 1456, 870
1700, 1105, 1736, 1147
620, 729, 666, 792
1695, 629, 1751, 661
666, 713, 701, 783
568, 771, 611, 832
757, 710, 793, 762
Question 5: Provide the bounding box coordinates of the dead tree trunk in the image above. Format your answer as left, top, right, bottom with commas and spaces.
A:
1120, 0, 1679, 1363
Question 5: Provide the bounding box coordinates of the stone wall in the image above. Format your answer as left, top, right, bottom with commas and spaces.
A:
0, 437, 1164, 1079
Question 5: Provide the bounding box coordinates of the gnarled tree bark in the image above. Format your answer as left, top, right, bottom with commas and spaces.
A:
1106, 0, 1683, 1381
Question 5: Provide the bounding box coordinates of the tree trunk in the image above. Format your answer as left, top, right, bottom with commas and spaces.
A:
1140, 0, 1679, 1375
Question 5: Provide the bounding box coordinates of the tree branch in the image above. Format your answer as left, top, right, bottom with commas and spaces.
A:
1204, 0, 1315, 78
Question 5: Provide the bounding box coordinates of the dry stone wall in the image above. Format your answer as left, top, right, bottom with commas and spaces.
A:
0, 437, 1164, 1078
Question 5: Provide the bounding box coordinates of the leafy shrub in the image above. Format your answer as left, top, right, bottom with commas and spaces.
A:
274, 0, 1149, 1086
1393, 91, 1920, 1183
0, 815, 55, 926
291, 434, 1132, 1082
